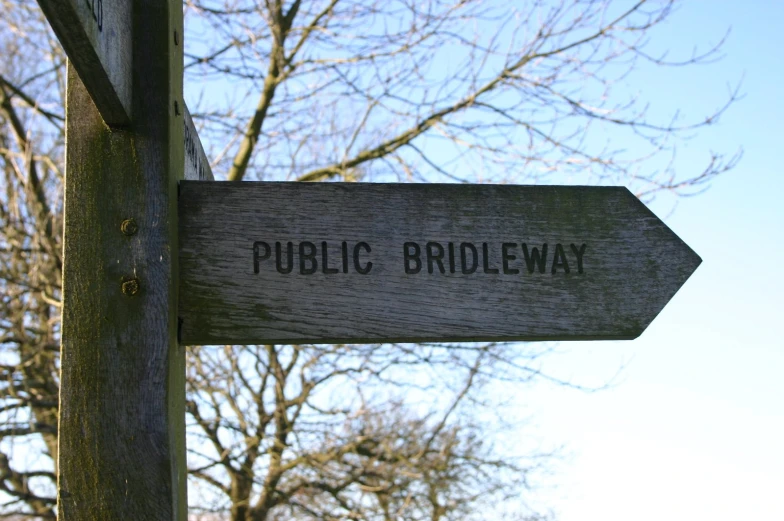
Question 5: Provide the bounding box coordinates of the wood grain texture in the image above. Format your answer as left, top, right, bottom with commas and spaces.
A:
58, 0, 185, 517
37, 0, 131, 125
178, 182, 701, 345
183, 102, 213, 181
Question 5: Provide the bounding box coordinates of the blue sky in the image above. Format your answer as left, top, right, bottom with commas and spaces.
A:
524, 2, 784, 519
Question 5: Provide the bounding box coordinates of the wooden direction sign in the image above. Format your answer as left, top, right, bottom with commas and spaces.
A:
35, 0, 704, 515
37, 0, 131, 125
183, 103, 214, 181
178, 182, 701, 345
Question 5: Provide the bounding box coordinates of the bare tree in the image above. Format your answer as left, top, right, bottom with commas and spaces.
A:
178, 2, 739, 516
185, 341, 554, 520
184, 0, 739, 196
0, 1, 64, 516
0, 0, 739, 519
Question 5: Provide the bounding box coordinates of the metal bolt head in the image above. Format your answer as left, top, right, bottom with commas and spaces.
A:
120, 218, 138, 236
121, 278, 140, 296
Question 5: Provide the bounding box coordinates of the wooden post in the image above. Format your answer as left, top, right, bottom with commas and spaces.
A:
58, 0, 186, 518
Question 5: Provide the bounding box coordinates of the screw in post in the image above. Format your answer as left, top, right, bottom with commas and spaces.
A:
120, 218, 138, 236
121, 278, 140, 297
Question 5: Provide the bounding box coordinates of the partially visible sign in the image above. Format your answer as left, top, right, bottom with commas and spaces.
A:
37, 0, 131, 125
183, 103, 213, 181
178, 182, 701, 345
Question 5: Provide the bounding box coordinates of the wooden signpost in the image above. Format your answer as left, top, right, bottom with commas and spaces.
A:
40, 0, 188, 518
178, 182, 700, 345
184, 103, 214, 181
34, 0, 701, 519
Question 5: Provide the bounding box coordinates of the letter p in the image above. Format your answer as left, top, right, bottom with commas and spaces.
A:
253, 241, 271, 274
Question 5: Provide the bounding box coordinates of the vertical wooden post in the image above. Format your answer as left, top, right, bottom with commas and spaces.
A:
58, 0, 186, 518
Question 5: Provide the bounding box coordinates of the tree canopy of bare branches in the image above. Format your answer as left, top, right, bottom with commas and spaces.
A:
185, 0, 739, 198
0, 0, 738, 519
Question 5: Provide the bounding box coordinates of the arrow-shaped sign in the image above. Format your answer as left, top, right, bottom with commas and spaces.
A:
178, 182, 700, 345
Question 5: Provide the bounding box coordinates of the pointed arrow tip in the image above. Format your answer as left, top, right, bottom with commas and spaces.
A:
621, 189, 703, 338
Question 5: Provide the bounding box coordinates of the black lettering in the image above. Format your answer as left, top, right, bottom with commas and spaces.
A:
522, 243, 548, 274
184, 124, 192, 157
570, 243, 587, 274
551, 243, 570, 274
460, 243, 478, 274
275, 241, 294, 274
482, 243, 499, 274
448, 242, 456, 273
341, 241, 349, 273
322, 241, 339, 274
404, 242, 421, 274
85, 0, 103, 31
502, 243, 519, 275
252, 241, 271, 274
426, 242, 446, 274
354, 242, 372, 275
299, 241, 317, 275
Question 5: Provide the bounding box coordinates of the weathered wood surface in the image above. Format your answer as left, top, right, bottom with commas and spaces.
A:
183, 102, 214, 181
178, 183, 701, 345
58, 0, 186, 517
37, 0, 131, 125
